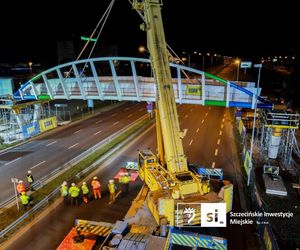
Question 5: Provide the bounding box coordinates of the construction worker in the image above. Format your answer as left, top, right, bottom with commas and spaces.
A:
108, 179, 116, 203
91, 176, 101, 199
81, 182, 89, 204
69, 183, 80, 206
123, 172, 130, 194
27, 170, 34, 191
17, 180, 26, 195
20, 192, 30, 211
60, 181, 69, 205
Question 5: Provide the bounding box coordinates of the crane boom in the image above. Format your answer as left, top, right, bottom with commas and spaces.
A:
137, 0, 188, 174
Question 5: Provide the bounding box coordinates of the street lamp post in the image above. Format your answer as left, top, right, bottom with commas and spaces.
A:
247, 63, 263, 186
29, 62, 33, 74
139, 46, 153, 78
235, 59, 240, 82
182, 51, 197, 68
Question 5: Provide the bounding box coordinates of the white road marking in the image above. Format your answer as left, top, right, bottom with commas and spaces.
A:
111, 113, 117, 117
189, 140, 193, 146
73, 129, 82, 134
5, 157, 21, 166
190, 108, 193, 112
217, 139, 221, 145
46, 141, 57, 147
214, 149, 219, 156
205, 112, 208, 116
201, 119, 205, 124
96, 120, 103, 124
68, 143, 79, 149
113, 121, 119, 126
223, 114, 226, 117
185, 114, 189, 119
219, 131, 223, 136
124, 107, 129, 111
128, 114, 133, 118
94, 130, 102, 135
196, 128, 199, 133
31, 160, 46, 169
221, 124, 224, 129
222, 118, 225, 122
139, 108, 143, 112
212, 162, 216, 168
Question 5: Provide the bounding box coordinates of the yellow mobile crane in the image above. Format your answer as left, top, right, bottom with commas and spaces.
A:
133, 0, 233, 228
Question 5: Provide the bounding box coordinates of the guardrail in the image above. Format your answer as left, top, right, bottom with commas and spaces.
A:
0, 113, 150, 239
0, 114, 148, 209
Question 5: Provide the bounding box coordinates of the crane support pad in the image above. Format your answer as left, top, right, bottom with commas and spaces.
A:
171, 229, 227, 250
75, 223, 111, 237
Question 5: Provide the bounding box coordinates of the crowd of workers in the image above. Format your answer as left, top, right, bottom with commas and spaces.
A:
16, 168, 132, 211
60, 171, 131, 206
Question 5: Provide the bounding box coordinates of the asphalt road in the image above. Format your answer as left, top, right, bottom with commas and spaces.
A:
3, 103, 259, 250
0, 102, 147, 204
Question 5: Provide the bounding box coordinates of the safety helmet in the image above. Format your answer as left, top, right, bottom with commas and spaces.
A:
82, 182, 87, 185
21, 192, 26, 195
28, 170, 32, 174
19, 180, 23, 183
124, 172, 129, 176
71, 183, 75, 187
109, 179, 114, 183
62, 181, 67, 186
93, 176, 98, 180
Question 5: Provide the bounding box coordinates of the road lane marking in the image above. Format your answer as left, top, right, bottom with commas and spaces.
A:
223, 114, 226, 117
222, 118, 225, 122
217, 139, 221, 145
219, 131, 223, 135
68, 143, 79, 149
113, 121, 119, 126
214, 149, 219, 156
5, 157, 22, 166
111, 113, 117, 117
94, 130, 102, 135
190, 108, 193, 112
221, 124, 224, 129
139, 108, 143, 112
196, 128, 199, 133
185, 114, 189, 119
124, 107, 129, 111
212, 162, 215, 168
209, 107, 211, 110
128, 114, 133, 118
189, 140, 193, 146
201, 119, 205, 124
205, 112, 208, 116
31, 160, 46, 169
96, 120, 103, 124
73, 129, 82, 134
46, 141, 57, 147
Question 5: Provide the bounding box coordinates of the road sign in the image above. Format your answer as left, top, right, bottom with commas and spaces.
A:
240, 61, 252, 68
80, 36, 97, 42
254, 64, 263, 68
11, 178, 19, 183
54, 104, 68, 108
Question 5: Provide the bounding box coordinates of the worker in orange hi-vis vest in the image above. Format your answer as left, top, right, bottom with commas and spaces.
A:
17, 180, 26, 194
91, 176, 101, 199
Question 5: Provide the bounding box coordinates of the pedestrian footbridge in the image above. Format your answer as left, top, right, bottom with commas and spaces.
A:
14, 57, 272, 109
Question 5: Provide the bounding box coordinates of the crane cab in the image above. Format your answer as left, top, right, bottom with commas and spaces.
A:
137, 149, 158, 180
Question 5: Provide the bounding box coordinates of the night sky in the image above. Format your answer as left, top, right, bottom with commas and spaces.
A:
0, 0, 299, 66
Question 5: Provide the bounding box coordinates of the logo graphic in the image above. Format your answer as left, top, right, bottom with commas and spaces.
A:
183, 207, 196, 224
201, 203, 227, 227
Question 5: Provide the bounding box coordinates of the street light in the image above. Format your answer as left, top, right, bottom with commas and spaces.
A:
138, 46, 153, 78
235, 59, 240, 82
247, 63, 263, 186
28, 62, 33, 74
182, 51, 197, 68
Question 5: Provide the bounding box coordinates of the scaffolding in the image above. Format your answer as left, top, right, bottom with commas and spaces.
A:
258, 109, 300, 174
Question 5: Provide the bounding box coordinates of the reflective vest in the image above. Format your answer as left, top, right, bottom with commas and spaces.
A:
123, 175, 130, 184
27, 174, 34, 183
17, 184, 26, 193
20, 194, 30, 205
108, 183, 116, 194
91, 180, 101, 190
60, 186, 68, 197
69, 186, 80, 197
81, 184, 89, 195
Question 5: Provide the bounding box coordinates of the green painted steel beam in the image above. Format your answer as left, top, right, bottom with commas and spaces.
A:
205, 100, 226, 106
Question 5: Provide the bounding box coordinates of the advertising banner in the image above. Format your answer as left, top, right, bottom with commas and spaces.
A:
21, 122, 40, 139
39, 117, 57, 132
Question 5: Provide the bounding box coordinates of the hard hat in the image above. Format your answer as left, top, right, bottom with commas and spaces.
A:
93, 176, 98, 180
28, 170, 32, 174
82, 182, 87, 185
21, 192, 26, 195
19, 180, 23, 183
124, 172, 129, 176
62, 181, 67, 186
109, 179, 114, 183
71, 183, 75, 187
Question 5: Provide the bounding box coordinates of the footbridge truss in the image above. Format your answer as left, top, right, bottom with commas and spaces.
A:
14, 57, 272, 109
